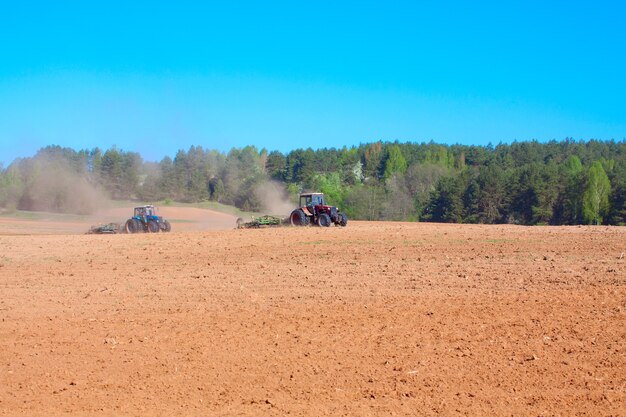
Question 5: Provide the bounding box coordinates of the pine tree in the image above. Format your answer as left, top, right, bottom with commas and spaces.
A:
425, 176, 463, 223
561, 155, 585, 224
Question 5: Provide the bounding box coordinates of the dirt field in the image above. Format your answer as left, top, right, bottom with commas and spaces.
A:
0, 213, 624, 416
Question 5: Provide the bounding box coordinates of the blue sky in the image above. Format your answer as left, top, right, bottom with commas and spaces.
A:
1, 1, 625, 166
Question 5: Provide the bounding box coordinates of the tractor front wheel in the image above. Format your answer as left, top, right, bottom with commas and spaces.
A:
147, 220, 160, 233
318, 213, 331, 227
339, 213, 348, 227
290, 209, 310, 226
162, 220, 172, 232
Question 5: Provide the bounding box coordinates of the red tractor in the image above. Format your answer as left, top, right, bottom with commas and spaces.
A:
290, 193, 348, 227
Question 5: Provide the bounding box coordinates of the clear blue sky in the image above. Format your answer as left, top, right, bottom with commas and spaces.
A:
1, 1, 625, 166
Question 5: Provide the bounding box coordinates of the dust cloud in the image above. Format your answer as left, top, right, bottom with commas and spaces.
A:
255, 181, 295, 216
18, 158, 109, 215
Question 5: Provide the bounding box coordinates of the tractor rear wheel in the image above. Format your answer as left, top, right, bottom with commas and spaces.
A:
147, 220, 160, 233
132, 219, 144, 233
318, 213, 331, 227
290, 209, 309, 226
124, 219, 135, 233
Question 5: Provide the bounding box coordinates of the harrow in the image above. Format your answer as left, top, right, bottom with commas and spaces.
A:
87, 222, 122, 234
236, 215, 287, 229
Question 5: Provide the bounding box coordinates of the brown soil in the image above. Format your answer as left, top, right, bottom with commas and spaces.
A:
0, 221, 624, 416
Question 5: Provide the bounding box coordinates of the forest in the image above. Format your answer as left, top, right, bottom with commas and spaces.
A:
0, 139, 624, 225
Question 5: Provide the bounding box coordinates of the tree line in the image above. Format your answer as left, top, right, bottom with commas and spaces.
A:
0, 139, 624, 225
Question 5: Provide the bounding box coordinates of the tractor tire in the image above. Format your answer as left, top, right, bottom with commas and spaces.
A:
318, 213, 331, 227
290, 209, 310, 226
147, 220, 160, 233
162, 220, 172, 232
339, 213, 348, 227
124, 219, 135, 234
133, 219, 144, 233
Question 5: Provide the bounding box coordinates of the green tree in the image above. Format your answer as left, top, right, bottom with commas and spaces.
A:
339, 147, 362, 185
382, 145, 408, 180
531, 162, 560, 224
285, 148, 315, 184
462, 174, 480, 223
404, 163, 449, 219
560, 155, 585, 224
100, 148, 122, 198
343, 183, 385, 220
383, 175, 414, 221
583, 161, 611, 224
309, 172, 346, 208
137, 161, 164, 201
607, 163, 626, 225
0, 164, 23, 209
477, 165, 505, 223
209, 178, 225, 202
157, 156, 177, 199
363, 141, 384, 179
265, 150, 287, 180
424, 176, 464, 223
505, 165, 538, 224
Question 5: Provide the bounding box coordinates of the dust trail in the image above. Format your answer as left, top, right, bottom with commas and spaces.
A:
17, 156, 109, 215
255, 181, 295, 216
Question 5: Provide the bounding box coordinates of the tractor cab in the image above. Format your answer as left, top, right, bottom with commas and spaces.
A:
300, 193, 325, 208
134, 205, 157, 219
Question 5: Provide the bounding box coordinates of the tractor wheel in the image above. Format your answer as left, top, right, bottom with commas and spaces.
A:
132, 219, 144, 233
162, 220, 172, 232
339, 213, 348, 227
290, 209, 309, 226
318, 213, 331, 227
124, 219, 135, 234
147, 220, 160, 233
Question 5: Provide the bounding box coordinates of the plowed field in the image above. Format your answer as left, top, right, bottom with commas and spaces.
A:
0, 212, 624, 416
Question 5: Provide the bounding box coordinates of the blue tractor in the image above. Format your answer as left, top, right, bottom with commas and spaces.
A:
124, 205, 171, 233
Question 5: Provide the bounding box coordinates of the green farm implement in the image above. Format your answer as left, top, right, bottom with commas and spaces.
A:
87, 222, 122, 234
236, 215, 287, 229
